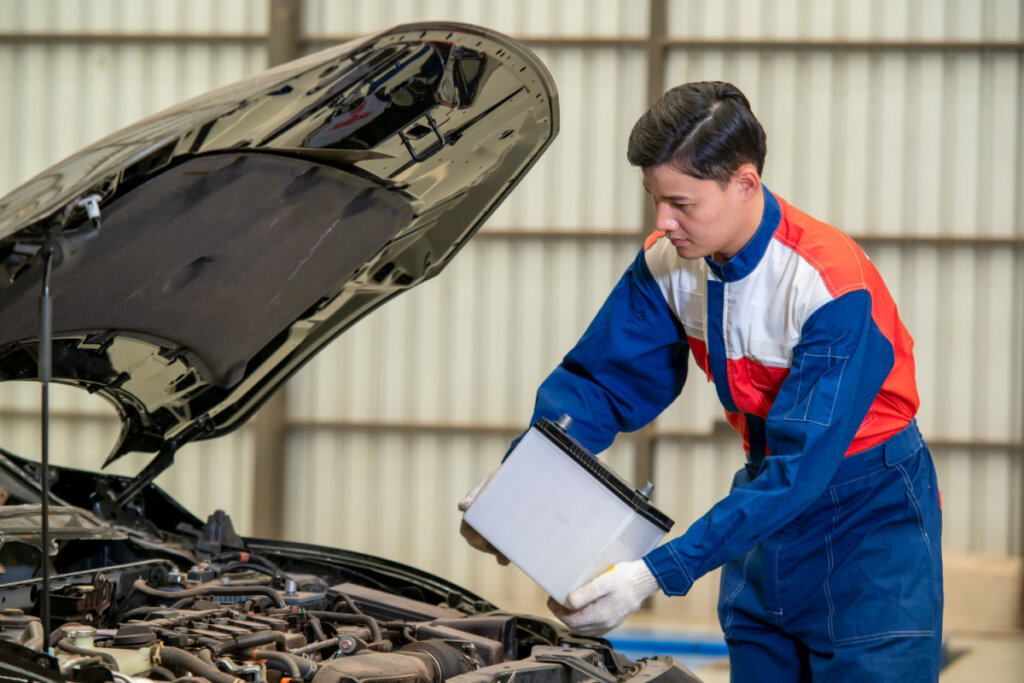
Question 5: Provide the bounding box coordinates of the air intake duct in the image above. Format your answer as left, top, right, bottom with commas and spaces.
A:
311, 639, 474, 683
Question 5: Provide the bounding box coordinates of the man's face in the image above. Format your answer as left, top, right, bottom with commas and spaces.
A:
642, 162, 761, 263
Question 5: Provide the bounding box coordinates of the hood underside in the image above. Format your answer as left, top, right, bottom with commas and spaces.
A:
0, 22, 558, 465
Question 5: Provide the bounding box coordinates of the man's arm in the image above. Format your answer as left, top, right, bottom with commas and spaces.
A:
521, 249, 689, 455
467, 249, 686, 570
643, 288, 895, 595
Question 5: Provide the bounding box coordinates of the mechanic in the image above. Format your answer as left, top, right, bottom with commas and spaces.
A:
461, 81, 942, 681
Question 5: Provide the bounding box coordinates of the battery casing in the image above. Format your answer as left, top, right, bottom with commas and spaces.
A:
463, 417, 673, 604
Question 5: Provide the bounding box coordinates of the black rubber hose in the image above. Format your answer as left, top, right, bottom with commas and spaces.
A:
219, 561, 280, 578
50, 623, 87, 648
56, 638, 119, 671
333, 591, 367, 616
307, 611, 381, 643
159, 646, 243, 683
122, 605, 169, 620
149, 665, 176, 681
308, 616, 327, 642
59, 655, 104, 670
206, 630, 288, 656
290, 638, 339, 656
132, 578, 286, 608
250, 649, 311, 680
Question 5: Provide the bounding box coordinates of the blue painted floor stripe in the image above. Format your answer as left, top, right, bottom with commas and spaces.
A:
606, 628, 728, 670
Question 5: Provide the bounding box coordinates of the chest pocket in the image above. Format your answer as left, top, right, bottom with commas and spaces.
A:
670, 283, 705, 339
781, 346, 848, 427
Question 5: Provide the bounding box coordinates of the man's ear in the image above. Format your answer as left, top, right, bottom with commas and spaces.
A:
732, 163, 762, 200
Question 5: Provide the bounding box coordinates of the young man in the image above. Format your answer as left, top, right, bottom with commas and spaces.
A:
463, 81, 943, 681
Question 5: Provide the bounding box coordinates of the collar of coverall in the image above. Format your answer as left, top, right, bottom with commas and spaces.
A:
704, 184, 781, 282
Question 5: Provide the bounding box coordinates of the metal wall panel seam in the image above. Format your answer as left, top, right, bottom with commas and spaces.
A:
0, 415, 491, 439
476, 230, 1024, 246
0, 32, 267, 44
280, 417, 1024, 452
2, 33, 1020, 52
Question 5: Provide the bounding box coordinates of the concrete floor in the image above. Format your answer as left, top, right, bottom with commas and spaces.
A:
687, 632, 1024, 682
605, 613, 1024, 682
937, 633, 1024, 682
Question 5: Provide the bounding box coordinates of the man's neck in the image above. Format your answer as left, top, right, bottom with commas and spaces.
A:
712, 186, 766, 264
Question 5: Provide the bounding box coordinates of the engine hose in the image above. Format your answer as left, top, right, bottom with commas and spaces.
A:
332, 591, 367, 617
122, 606, 169, 620
219, 561, 280, 579
308, 616, 327, 642
158, 646, 245, 683
250, 649, 313, 680
50, 622, 87, 648
132, 578, 286, 608
367, 639, 393, 652
206, 630, 288, 656
149, 665, 177, 681
56, 638, 120, 671
290, 638, 339, 656
306, 612, 381, 644
58, 656, 104, 674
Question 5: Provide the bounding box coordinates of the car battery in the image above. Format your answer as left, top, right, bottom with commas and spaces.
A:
463, 415, 674, 605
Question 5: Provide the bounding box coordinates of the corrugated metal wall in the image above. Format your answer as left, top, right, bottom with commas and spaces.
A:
0, 0, 1020, 621
0, 0, 268, 535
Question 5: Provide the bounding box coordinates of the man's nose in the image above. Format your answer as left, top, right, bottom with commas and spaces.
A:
655, 202, 680, 233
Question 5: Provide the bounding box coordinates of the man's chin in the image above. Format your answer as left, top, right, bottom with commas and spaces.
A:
674, 244, 706, 260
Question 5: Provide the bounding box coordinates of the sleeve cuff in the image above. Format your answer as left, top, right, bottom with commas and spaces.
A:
643, 543, 696, 597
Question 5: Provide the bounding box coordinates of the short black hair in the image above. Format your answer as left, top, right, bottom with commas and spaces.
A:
627, 81, 766, 186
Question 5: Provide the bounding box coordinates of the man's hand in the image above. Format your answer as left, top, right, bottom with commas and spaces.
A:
458, 474, 509, 566
547, 559, 659, 636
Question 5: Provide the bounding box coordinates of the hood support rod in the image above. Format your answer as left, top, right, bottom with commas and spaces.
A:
110, 445, 177, 509
108, 415, 212, 512
37, 244, 54, 646
36, 194, 104, 645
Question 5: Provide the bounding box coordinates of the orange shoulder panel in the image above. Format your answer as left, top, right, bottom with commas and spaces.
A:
768, 196, 919, 453
644, 230, 665, 251
770, 194, 871, 299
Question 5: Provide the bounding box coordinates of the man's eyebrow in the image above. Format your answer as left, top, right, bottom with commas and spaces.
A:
641, 183, 694, 202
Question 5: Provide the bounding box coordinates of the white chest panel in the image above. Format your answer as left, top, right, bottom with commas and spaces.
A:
646, 238, 833, 367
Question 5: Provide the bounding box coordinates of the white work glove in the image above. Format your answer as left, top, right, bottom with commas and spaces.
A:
547, 559, 659, 636
458, 474, 510, 566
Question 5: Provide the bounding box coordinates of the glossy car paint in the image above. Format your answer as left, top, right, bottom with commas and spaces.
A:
0, 22, 558, 467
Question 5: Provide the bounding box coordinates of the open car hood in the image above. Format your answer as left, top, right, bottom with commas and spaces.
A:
0, 22, 558, 467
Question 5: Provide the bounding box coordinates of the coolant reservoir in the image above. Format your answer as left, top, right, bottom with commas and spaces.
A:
70, 628, 154, 676
463, 415, 674, 604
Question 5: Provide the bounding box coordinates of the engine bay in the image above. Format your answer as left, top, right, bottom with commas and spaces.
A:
0, 519, 689, 683
0, 443, 698, 683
